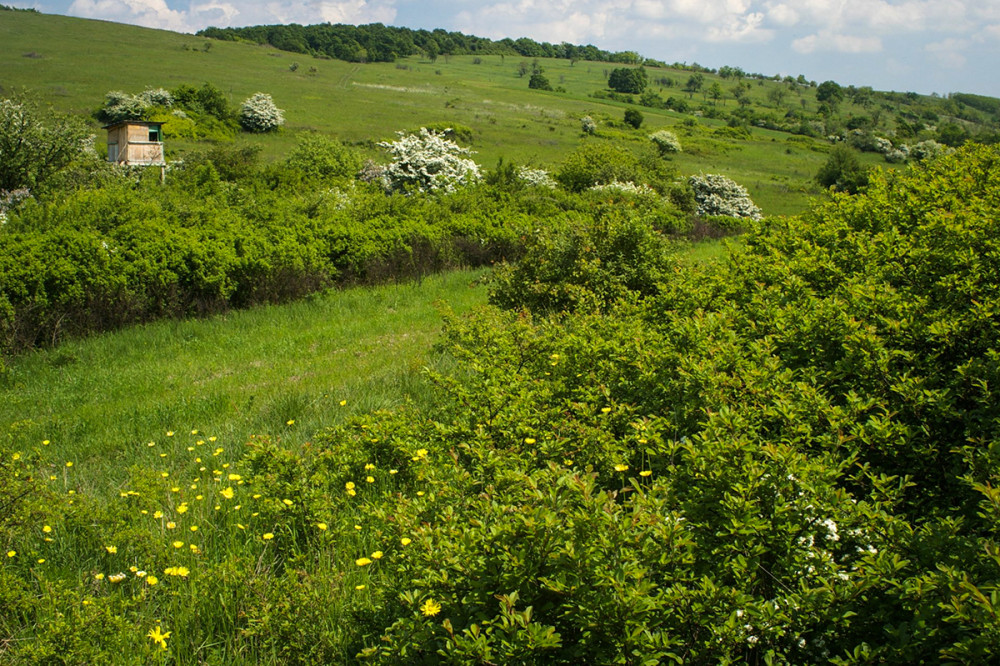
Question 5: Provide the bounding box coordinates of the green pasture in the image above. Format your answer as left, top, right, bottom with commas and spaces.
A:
1, 268, 489, 495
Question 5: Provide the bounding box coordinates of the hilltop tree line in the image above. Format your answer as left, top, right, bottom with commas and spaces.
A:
197, 22, 645, 65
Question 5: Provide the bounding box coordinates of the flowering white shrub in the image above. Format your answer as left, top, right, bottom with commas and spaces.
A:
581, 115, 596, 135
357, 159, 385, 184
239, 93, 284, 133
516, 165, 557, 189
378, 128, 480, 194
649, 129, 682, 155
909, 139, 949, 162
689, 174, 762, 220
884, 146, 909, 164
588, 180, 656, 196
99, 91, 146, 123
138, 88, 174, 108
0, 187, 31, 225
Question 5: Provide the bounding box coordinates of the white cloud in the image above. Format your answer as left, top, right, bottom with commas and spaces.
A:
925, 36, 969, 67
792, 30, 883, 54
68, 0, 192, 31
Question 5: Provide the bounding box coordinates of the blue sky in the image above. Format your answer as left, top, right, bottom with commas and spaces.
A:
11, 0, 1000, 96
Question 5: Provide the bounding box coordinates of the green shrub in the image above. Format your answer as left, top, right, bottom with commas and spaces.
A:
555, 144, 641, 192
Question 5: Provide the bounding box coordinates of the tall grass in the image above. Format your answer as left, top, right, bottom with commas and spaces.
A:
1, 269, 487, 493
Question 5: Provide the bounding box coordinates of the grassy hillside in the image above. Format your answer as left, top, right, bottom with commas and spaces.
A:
0, 9, 881, 216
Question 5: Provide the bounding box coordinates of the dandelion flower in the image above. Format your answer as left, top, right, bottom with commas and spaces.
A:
339, 399, 347, 406
355, 584, 366, 590
524, 437, 536, 444
94, 572, 104, 580
153, 511, 163, 519
147, 625, 170, 650
37, 558, 45, 564
389, 469, 398, 475
371, 551, 383, 560
356, 557, 372, 566
8, 551, 17, 559
166, 522, 176, 529
282, 499, 293, 506
317, 523, 328, 531
220, 487, 234, 500
364, 463, 375, 470
166, 431, 174, 437
401, 537, 412, 546
420, 598, 442, 617
176, 504, 189, 514
366, 476, 374, 484
164, 566, 190, 577
108, 573, 126, 583
173, 541, 184, 549
263, 533, 274, 540
66, 462, 73, 467
640, 470, 652, 477
191, 429, 198, 435
614, 464, 629, 472
601, 407, 612, 413
286, 420, 295, 426
209, 436, 216, 442
42, 525, 52, 533
147, 575, 158, 585
135, 570, 146, 578
190, 526, 198, 532
160, 472, 169, 478
345, 481, 355, 490
43, 440, 50, 445
105, 546, 117, 554
229, 474, 241, 481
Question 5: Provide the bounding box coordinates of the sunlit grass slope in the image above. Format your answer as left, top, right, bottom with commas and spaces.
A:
0, 10, 849, 215
1, 269, 488, 494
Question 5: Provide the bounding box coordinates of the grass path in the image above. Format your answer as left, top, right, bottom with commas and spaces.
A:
1, 269, 488, 493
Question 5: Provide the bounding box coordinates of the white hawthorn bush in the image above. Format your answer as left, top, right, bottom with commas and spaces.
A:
516, 165, 557, 189
689, 173, 762, 220
239, 93, 284, 133
649, 129, 682, 155
588, 180, 657, 196
378, 128, 480, 194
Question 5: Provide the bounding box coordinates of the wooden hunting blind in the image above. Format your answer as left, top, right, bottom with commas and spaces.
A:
104, 120, 165, 166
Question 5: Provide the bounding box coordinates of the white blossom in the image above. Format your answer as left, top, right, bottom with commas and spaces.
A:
689, 174, 762, 220
378, 127, 480, 194
516, 165, 557, 189
649, 129, 682, 155
239, 93, 284, 133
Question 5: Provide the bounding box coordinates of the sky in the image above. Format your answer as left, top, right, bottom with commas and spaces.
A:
10, 0, 1000, 97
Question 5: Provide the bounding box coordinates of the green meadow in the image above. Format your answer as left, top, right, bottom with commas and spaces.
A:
0, 9, 904, 216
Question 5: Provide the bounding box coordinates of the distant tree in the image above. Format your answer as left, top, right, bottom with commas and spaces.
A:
608, 67, 648, 95
528, 72, 553, 91
516, 61, 529, 77
709, 82, 724, 105
684, 73, 704, 98
816, 80, 844, 105
816, 144, 869, 194
623, 108, 643, 129
767, 86, 787, 107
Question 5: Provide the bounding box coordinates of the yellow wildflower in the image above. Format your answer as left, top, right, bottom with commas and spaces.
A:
147, 575, 158, 585
173, 541, 184, 549
640, 470, 652, 477
263, 533, 274, 540
355, 557, 372, 566
220, 487, 234, 500
614, 464, 629, 472
147, 625, 170, 650
420, 598, 442, 617
42, 525, 52, 533
371, 551, 383, 560
105, 546, 117, 554
401, 537, 412, 546
317, 523, 328, 531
